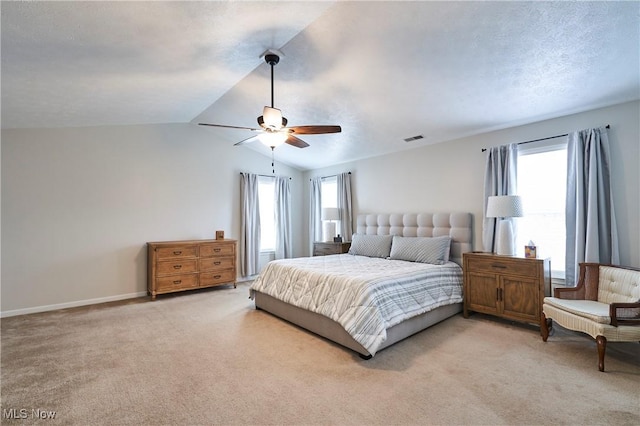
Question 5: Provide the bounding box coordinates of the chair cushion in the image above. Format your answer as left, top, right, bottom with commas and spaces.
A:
543, 297, 610, 324
598, 266, 640, 304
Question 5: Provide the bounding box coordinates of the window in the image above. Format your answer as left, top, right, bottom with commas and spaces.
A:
321, 176, 337, 210
516, 139, 567, 279
257, 176, 275, 252
320, 176, 341, 237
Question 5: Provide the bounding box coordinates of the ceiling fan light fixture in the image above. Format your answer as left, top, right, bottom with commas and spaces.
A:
262, 106, 283, 130
258, 131, 288, 148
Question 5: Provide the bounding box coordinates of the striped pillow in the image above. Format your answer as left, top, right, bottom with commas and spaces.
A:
389, 236, 452, 265
348, 234, 393, 258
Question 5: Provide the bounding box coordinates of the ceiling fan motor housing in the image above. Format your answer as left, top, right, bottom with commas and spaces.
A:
264, 53, 280, 66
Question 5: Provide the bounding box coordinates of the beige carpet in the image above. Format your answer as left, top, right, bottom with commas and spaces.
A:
1, 282, 639, 425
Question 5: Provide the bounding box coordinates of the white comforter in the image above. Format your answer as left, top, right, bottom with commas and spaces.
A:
249, 254, 463, 355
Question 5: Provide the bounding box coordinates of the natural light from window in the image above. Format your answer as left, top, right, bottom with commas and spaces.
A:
516, 145, 567, 278
321, 177, 340, 237
321, 177, 337, 210
258, 177, 275, 252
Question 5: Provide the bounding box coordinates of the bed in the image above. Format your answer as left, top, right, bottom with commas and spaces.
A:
249, 212, 473, 358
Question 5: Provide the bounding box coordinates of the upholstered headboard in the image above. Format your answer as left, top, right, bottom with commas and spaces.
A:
356, 213, 473, 266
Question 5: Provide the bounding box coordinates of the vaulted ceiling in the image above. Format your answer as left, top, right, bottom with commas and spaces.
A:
2, 1, 639, 170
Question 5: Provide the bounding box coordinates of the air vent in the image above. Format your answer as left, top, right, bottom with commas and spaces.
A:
403, 134, 424, 142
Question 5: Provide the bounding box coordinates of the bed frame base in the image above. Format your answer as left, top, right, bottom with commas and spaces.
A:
254, 291, 462, 358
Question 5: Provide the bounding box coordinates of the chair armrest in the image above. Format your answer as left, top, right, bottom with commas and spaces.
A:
554, 286, 584, 299
610, 302, 640, 327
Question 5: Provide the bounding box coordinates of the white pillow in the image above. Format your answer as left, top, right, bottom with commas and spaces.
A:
389, 236, 452, 265
348, 234, 393, 258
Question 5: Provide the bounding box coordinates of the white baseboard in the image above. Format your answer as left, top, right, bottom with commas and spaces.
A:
0, 291, 148, 318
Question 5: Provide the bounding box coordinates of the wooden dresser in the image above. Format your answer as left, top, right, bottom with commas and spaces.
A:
463, 252, 551, 326
147, 239, 237, 300
313, 241, 351, 256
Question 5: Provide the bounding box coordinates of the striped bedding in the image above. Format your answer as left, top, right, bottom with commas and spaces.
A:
249, 254, 463, 355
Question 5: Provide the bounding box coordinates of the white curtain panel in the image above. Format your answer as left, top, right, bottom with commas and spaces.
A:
309, 177, 322, 254
240, 173, 261, 277
337, 172, 353, 241
274, 176, 292, 260
565, 127, 619, 285
482, 144, 518, 252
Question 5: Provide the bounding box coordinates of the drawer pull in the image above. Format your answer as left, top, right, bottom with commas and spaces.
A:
173, 265, 182, 270
173, 251, 182, 255
173, 280, 182, 285
214, 261, 221, 265
214, 248, 221, 252
214, 275, 221, 279
491, 264, 507, 269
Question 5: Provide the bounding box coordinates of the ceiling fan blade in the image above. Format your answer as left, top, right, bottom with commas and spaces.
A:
199, 123, 262, 132
285, 134, 310, 148
286, 125, 342, 135
234, 135, 262, 146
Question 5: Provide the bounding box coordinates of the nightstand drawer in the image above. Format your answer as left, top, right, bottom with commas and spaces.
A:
466, 256, 539, 277
313, 242, 351, 256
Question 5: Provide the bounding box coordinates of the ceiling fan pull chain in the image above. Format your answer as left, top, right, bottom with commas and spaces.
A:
271, 146, 275, 174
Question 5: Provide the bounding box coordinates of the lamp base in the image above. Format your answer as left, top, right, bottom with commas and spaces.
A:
496, 219, 516, 256
322, 222, 336, 242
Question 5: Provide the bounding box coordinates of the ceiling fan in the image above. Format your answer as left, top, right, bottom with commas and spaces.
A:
198, 52, 341, 149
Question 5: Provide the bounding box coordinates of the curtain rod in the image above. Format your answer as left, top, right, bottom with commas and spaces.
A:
481, 125, 610, 152
309, 171, 351, 181
240, 172, 291, 180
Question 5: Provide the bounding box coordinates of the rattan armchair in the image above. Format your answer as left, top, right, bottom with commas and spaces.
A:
541, 263, 640, 371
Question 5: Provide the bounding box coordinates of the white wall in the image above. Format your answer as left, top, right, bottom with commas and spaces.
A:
1, 123, 305, 315
2, 101, 638, 315
304, 101, 640, 269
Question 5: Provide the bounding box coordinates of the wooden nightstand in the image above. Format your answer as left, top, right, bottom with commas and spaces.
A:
463, 252, 551, 326
313, 241, 351, 256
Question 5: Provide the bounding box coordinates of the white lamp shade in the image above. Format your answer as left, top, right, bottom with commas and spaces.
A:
321, 207, 340, 221
486, 195, 524, 218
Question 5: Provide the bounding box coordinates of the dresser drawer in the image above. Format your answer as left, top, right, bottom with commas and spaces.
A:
156, 274, 198, 292
200, 243, 235, 258
200, 269, 235, 286
466, 256, 539, 277
200, 257, 234, 271
156, 259, 198, 276
155, 246, 197, 260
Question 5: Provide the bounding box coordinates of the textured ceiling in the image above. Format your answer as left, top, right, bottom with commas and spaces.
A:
2, 1, 639, 171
